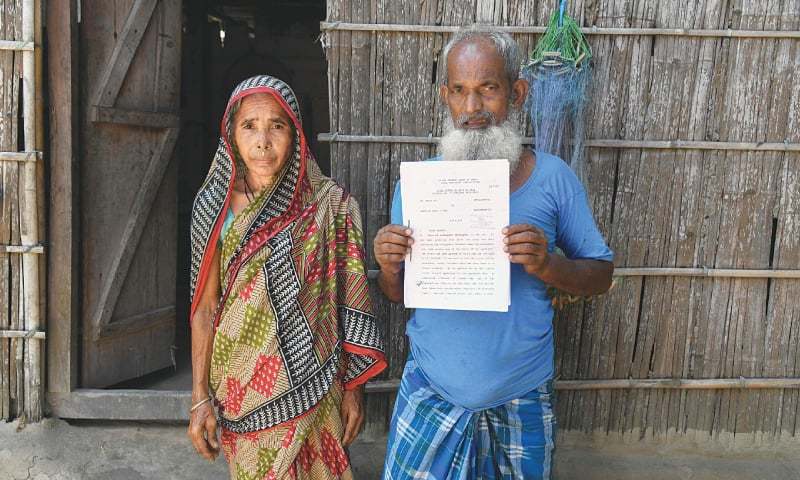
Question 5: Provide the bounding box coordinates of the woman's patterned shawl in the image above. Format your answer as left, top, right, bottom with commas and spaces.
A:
190, 75, 386, 433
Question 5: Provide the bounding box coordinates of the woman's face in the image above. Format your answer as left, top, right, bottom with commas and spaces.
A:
232, 93, 294, 179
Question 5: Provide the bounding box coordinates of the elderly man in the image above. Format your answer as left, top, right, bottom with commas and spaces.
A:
375, 29, 614, 479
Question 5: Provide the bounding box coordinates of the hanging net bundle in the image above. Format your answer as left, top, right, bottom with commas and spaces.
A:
522, 2, 592, 180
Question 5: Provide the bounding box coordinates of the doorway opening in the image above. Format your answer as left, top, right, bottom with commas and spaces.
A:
110, 0, 330, 392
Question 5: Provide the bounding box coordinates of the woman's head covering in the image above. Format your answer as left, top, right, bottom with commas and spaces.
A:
189, 75, 310, 319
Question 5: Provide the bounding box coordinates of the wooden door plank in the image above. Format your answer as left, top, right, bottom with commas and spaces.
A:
90, 106, 180, 128
92, 0, 158, 108
99, 305, 175, 339
89, 127, 179, 341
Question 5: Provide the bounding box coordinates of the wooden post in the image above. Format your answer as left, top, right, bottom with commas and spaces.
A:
46, 0, 80, 400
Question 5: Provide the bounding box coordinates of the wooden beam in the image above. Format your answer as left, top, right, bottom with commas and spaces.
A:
48, 389, 191, 421
0, 330, 46, 340
90, 128, 179, 341
47, 0, 80, 396
92, 0, 159, 107
0, 40, 34, 51
98, 305, 175, 340
319, 22, 800, 38
91, 106, 180, 128
318, 133, 800, 152
1, 245, 44, 254
0, 151, 39, 162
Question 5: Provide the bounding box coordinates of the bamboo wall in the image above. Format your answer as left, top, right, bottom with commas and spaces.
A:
324, 0, 800, 443
0, 0, 23, 422
0, 0, 42, 422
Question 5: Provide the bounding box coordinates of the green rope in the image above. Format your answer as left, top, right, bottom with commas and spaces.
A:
529, 10, 592, 67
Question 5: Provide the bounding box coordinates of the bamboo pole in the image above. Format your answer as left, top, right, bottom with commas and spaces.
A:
614, 268, 800, 278
366, 269, 800, 280
555, 378, 800, 390
319, 21, 800, 39
34, 0, 45, 402
2, 245, 44, 254
0, 40, 34, 50
20, 0, 42, 422
363, 378, 800, 393
0, 330, 45, 340
317, 133, 800, 152
586, 139, 800, 151
0, 151, 39, 162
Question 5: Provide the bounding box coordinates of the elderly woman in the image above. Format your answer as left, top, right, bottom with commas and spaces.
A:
188, 75, 386, 479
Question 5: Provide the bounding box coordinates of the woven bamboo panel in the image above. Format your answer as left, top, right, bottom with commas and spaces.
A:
324, 0, 800, 443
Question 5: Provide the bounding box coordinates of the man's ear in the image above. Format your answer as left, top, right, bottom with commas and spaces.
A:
510, 78, 529, 109
439, 84, 449, 104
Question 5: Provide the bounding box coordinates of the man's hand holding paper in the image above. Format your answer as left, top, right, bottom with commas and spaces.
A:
503, 223, 551, 276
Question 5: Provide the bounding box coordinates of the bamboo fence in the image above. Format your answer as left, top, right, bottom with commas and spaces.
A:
0, 0, 43, 422
324, 0, 800, 442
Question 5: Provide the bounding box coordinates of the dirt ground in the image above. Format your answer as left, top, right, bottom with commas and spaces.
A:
1, 418, 798, 479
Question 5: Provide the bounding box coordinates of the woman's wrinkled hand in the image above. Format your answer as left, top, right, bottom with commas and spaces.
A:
187, 401, 220, 461
373, 224, 413, 275
340, 387, 365, 447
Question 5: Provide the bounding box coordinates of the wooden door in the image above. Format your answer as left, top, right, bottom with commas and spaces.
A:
79, 0, 182, 387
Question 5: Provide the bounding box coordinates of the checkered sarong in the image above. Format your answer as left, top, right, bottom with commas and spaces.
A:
383, 357, 556, 480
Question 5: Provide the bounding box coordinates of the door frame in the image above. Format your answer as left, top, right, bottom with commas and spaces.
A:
45, 0, 80, 406
45, 0, 191, 421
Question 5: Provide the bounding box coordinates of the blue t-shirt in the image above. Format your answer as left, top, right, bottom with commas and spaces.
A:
391, 151, 613, 410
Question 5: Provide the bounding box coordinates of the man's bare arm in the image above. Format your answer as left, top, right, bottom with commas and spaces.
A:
536, 256, 613, 297
504, 223, 613, 296
378, 270, 404, 303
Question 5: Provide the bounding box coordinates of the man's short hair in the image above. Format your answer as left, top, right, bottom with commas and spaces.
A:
441, 27, 521, 86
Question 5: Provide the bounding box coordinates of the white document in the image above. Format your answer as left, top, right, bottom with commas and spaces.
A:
401, 159, 510, 312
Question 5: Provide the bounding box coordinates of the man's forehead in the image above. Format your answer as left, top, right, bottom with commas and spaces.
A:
447, 38, 506, 79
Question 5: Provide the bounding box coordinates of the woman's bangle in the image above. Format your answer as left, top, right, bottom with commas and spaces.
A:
190, 396, 212, 413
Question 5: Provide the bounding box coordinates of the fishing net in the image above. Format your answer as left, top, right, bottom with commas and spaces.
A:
522, 1, 592, 180
524, 3, 607, 309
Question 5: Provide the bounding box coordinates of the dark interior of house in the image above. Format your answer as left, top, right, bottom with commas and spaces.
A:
113, 0, 329, 390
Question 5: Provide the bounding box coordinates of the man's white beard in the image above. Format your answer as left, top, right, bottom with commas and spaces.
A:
439, 116, 524, 172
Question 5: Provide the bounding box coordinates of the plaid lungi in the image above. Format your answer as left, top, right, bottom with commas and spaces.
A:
383, 357, 556, 480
